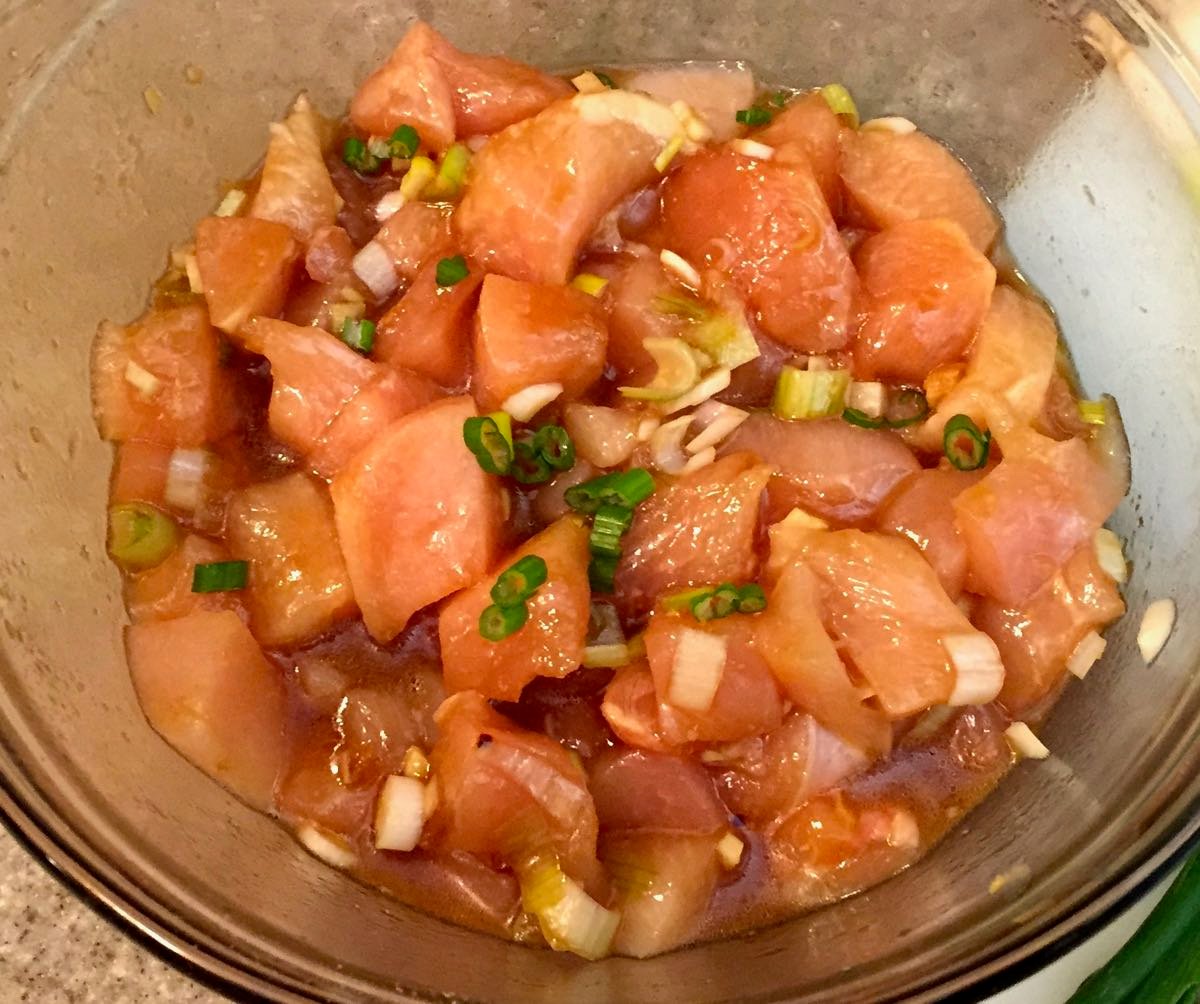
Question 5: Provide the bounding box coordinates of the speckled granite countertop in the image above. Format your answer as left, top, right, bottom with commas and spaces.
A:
0, 828, 221, 1002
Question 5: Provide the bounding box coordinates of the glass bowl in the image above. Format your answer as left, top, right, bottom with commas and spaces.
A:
0, 1, 1198, 1000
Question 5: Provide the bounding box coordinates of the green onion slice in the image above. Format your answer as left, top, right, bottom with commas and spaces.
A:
691, 583, 741, 622
884, 388, 930, 427
736, 106, 772, 126
589, 555, 619, 593
1078, 399, 1108, 426
339, 317, 375, 354
490, 555, 548, 608
388, 124, 420, 159
429, 143, 471, 199
943, 414, 991, 471
592, 503, 634, 538
773, 365, 851, 420
511, 439, 553, 485
842, 407, 885, 429
736, 583, 767, 614
532, 425, 575, 472
435, 255, 469, 287
192, 560, 248, 593
819, 83, 860, 128
662, 586, 714, 613
594, 71, 616, 89
342, 136, 381, 175
565, 469, 656, 514
479, 602, 529, 641
463, 416, 514, 476
108, 502, 179, 570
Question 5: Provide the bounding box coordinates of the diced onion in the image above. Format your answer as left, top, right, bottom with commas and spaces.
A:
1005, 722, 1050, 761
667, 627, 727, 712
520, 860, 620, 960
861, 116, 917, 134
671, 99, 714, 143
659, 249, 703, 288
944, 633, 1005, 706
730, 138, 776, 161
620, 338, 704, 403
1066, 630, 1107, 680
572, 70, 608, 95
649, 414, 694, 474
661, 367, 732, 415
214, 189, 246, 218
846, 381, 886, 419
583, 643, 634, 668
401, 746, 431, 780
806, 355, 831, 371
501, 382, 564, 423
352, 241, 399, 300
1138, 598, 1176, 664
374, 775, 426, 852
184, 253, 204, 294
716, 831, 744, 869
297, 822, 356, 868
374, 189, 407, 222
679, 446, 716, 474
163, 448, 210, 513
636, 415, 661, 442
686, 401, 749, 454
123, 361, 161, 398
1094, 528, 1128, 584
887, 809, 920, 850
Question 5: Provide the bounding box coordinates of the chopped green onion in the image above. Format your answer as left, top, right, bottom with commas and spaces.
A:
943, 414, 991, 471
618, 336, 704, 401
532, 425, 575, 471
565, 469, 656, 514
736, 583, 767, 614
436, 255, 469, 287
819, 83, 860, 128
511, 438, 553, 485
490, 555, 548, 608
399, 154, 436, 199
1078, 399, 1108, 425
680, 312, 761, 370
367, 135, 392, 161
592, 503, 634, 538
652, 292, 708, 320
479, 602, 528, 641
339, 317, 375, 354
772, 365, 851, 420
662, 586, 714, 613
191, 560, 248, 593
769, 90, 790, 108
487, 410, 514, 451
343, 136, 381, 174
463, 416, 514, 476
571, 273, 609, 297
589, 554, 619, 593
692, 583, 740, 621
589, 526, 625, 559
388, 124, 420, 159
594, 71, 616, 89
885, 388, 930, 427
736, 106, 773, 127
429, 142, 472, 199
842, 407, 885, 429
108, 502, 179, 570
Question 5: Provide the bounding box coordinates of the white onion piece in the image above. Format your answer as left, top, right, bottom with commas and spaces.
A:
374, 775, 426, 852
679, 446, 716, 474
401, 746, 431, 780
374, 189, 407, 222
1005, 722, 1050, 761
583, 643, 634, 668
649, 414, 693, 474
661, 367, 732, 415
563, 404, 638, 468
667, 627, 727, 711
538, 875, 620, 960
887, 809, 921, 850
847, 381, 886, 419
685, 401, 748, 454
716, 831, 744, 869
862, 116, 918, 134
944, 633, 1005, 706
164, 448, 210, 513
501, 382, 564, 423
123, 361, 161, 398
1066, 630, 1107, 680
1094, 528, 1128, 584
572, 70, 608, 95
352, 240, 399, 300
184, 254, 204, 294
729, 138, 775, 161
659, 249, 703, 288
805, 355, 831, 372
214, 189, 246, 218
636, 415, 661, 442
297, 823, 356, 868
1138, 598, 1176, 664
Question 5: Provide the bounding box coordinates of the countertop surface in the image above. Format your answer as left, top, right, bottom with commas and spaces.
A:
0, 823, 1169, 1003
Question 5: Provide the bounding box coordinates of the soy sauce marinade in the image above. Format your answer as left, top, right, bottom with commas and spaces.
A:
94, 21, 1129, 959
